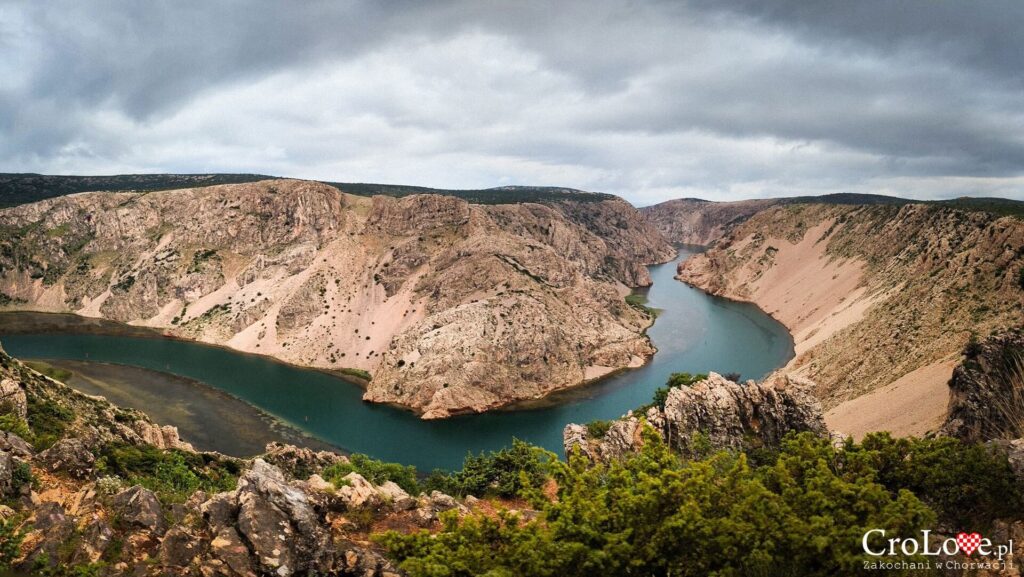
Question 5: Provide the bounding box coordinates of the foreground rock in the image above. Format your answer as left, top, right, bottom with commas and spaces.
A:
942, 328, 1024, 443
1, 348, 484, 576
564, 372, 828, 461
0, 179, 674, 417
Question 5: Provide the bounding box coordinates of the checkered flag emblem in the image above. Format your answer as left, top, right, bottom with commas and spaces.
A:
956, 532, 982, 556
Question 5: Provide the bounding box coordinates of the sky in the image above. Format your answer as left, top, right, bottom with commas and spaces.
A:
1, 1, 1022, 206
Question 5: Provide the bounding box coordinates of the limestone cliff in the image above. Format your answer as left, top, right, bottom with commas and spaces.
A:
563, 372, 828, 462
677, 203, 1024, 425
0, 179, 674, 418
942, 328, 1024, 442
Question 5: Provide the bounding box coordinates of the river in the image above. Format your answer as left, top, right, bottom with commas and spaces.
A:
0, 248, 793, 470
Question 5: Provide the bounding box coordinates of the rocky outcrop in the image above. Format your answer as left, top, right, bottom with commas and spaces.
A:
38, 438, 95, 479
133, 420, 194, 452
0, 179, 674, 417
942, 329, 1024, 442
564, 372, 828, 461
0, 377, 27, 419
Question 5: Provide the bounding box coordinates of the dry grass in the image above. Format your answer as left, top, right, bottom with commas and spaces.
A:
993, 351, 1024, 440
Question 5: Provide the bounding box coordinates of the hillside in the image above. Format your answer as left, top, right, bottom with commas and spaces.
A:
0, 173, 279, 208
642, 193, 1024, 246
0, 173, 621, 210
677, 202, 1024, 435
0, 179, 674, 418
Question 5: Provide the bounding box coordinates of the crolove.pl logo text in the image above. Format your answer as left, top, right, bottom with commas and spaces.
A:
862, 529, 1015, 572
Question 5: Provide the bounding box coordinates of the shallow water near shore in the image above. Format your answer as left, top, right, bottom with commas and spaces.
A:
0, 248, 794, 470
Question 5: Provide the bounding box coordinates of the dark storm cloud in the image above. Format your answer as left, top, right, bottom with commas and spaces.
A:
0, 0, 1021, 202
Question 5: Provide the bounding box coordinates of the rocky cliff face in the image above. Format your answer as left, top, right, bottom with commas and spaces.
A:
640, 198, 778, 246
677, 203, 1024, 416
0, 344, 499, 576
942, 329, 1024, 443
563, 372, 828, 461
0, 179, 674, 417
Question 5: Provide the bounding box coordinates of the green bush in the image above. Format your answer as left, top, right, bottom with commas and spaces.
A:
96, 444, 238, 504
379, 431, 936, 577
850, 432, 1023, 529
26, 396, 74, 451
324, 453, 420, 495
0, 412, 32, 440
0, 515, 25, 570
425, 439, 556, 498
585, 419, 612, 439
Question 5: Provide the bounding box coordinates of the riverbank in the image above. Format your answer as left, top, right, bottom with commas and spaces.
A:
21, 358, 340, 456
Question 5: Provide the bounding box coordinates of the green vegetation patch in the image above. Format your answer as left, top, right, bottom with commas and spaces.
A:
625, 293, 658, 318
379, 431, 1022, 577
24, 361, 73, 383
96, 443, 240, 504
424, 439, 555, 499
336, 367, 372, 381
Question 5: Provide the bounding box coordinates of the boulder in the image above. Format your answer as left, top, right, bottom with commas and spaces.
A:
38, 438, 95, 478
378, 480, 416, 511
336, 472, 381, 509
0, 452, 12, 496
413, 490, 466, 526
160, 526, 206, 568
0, 378, 27, 419
74, 518, 114, 564
262, 442, 347, 480
0, 431, 33, 457
132, 420, 194, 452
111, 485, 166, 533
21, 501, 77, 570
235, 459, 328, 576
209, 526, 258, 577
199, 490, 240, 533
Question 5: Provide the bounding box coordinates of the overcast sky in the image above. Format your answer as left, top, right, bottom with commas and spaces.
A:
2, 1, 1022, 205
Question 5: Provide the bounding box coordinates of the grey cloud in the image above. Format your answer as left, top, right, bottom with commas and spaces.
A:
0, 0, 1021, 203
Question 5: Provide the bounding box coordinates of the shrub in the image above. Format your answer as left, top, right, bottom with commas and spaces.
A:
324, 453, 420, 495
96, 444, 238, 504
11, 460, 35, 492
584, 419, 612, 439
26, 397, 74, 451
379, 431, 936, 577
0, 413, 32, 440
851, 432, 1023, 530
425, 439, 556, 498
0, 516, 25, 570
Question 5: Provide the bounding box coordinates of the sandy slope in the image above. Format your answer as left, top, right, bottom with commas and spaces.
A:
825, 359, 955, 439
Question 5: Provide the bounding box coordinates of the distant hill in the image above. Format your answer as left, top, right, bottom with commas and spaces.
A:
0, 173, 279, 208
326, 182, 618, 204
643, 191, 1024, 246
0, 173, 617, 209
